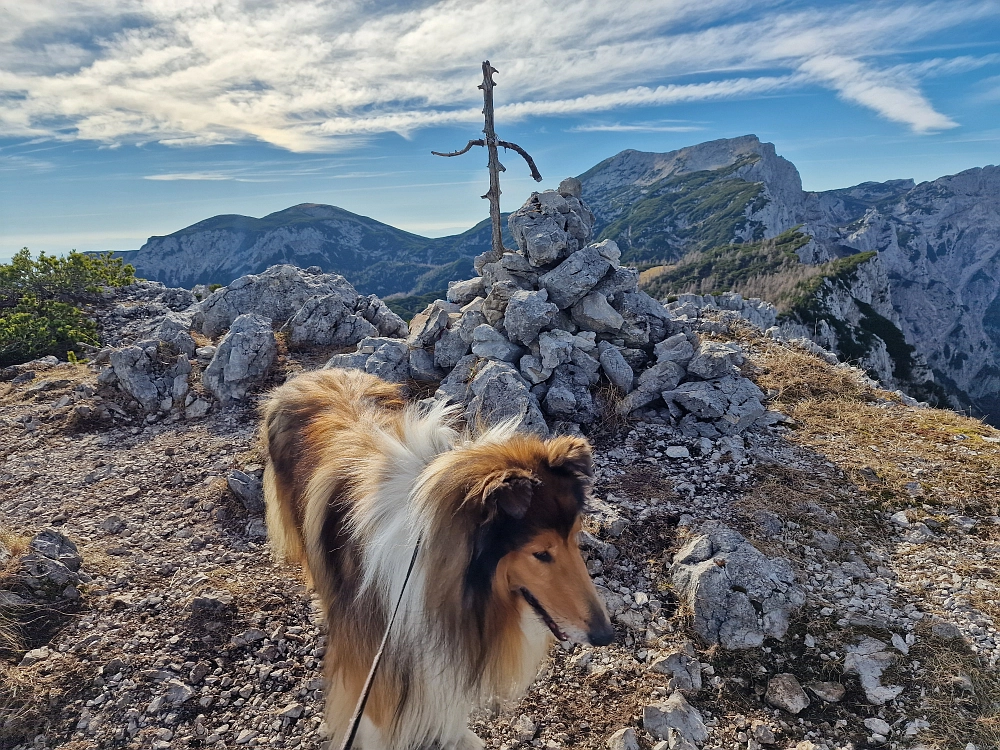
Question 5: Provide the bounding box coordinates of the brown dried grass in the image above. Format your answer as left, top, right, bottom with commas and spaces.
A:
745, 332, 1000, 514
911, 625, 1000, 750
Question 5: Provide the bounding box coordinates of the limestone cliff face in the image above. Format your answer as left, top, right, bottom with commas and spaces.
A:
580, 135, 807, 263
820, 167, 1000, 419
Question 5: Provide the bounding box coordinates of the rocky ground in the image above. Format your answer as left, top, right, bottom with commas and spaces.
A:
2, 307, 999, 750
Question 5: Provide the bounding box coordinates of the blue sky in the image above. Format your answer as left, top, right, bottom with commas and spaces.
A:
2, 0, 999, 263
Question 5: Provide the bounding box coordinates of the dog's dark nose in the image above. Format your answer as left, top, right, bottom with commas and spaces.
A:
587, 607, 615, 646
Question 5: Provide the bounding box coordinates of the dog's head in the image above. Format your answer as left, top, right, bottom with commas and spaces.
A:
462, 434, 614, 647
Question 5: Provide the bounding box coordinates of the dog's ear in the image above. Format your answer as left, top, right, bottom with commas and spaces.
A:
478, 468, 538, 520
546, 435, 594, 481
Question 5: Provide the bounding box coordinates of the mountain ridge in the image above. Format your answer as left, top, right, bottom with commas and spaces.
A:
104, 135, 1000, 422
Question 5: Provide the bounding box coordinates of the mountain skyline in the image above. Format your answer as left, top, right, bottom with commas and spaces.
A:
2, 0, 999, 262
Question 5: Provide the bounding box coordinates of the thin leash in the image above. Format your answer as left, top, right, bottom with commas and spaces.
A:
338, 539, 422, 750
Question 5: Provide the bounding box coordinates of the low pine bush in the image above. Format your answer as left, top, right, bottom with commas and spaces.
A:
0, 248, 135, 367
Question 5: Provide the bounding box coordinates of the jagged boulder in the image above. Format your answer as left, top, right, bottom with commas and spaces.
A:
194, 265, 368, 338
203, 314, 277, 405
19, 529, 83, 601
465, 361, 548, 436
284, 294, 378, 348
508, 187, 595, 267
671, 522, 805, 649
109, 346, 192, 414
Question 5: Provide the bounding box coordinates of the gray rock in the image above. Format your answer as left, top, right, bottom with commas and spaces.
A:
433, 328, 471, 370
359, 337, 411, 382
508, 189, 595, 267
654, 333, 696, 366
324, 351, 370, 372
185, 398, 211, 419
558, 177, 582, 198
465, 361, 548, 436
619, 360, 686, 414
571, 292, 625, 333
664, 376, 766, 435
513, 714, 537, 743
805, 681, 846, 703
110, 346, 160, 411
597, 342, 634, 391
285, 294, 377, 347
504, 289, 558, 345
642, 691, 708, 744
606, 727, 639, 750
471, 325, 522, 362
20, 530, 82, 600
354, 294, 409, 338
190, 590, 235, 618
519, 354, 552, 385
594, 267, 640, 299
447, 277, 485, 305
434, 354, 478, 405
409, 347, 444, 382
407, 304, 450, 348
151, 311, 197, 356
202, 314, 277, 405
194, 264, 359, 338
686, 341, 745, 379
164, 678, 195, 705
611, 291, 676, 344
671, 522, 806, 649
649, 644, 702, 693
539, 246, 612, 309
228, 470, 264, 514
538, 330, 576, 370
864, 717, 892, 736
765, 673, 810, 714
843, 637, 903, 705
664, 381, 729, 419
591, 239, 621, 268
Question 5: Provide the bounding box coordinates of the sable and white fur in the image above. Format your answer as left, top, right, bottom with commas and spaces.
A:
261, 369, 613, 750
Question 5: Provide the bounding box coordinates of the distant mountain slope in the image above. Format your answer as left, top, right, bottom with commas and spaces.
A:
580, 135, 806, 264
587, 136, 999, 422
115, 204, 510, 297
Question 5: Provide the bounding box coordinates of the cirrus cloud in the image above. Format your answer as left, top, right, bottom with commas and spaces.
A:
0, 0, 992, 151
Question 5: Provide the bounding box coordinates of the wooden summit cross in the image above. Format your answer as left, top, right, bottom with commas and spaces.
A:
432, 60, 542, 263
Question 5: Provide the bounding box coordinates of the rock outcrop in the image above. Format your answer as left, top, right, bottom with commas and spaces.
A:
670, 522, 806, 649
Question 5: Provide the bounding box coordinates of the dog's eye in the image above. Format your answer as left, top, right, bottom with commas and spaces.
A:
533, 551, 553, 563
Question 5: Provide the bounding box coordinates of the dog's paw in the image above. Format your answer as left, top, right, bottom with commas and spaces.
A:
450, 729, 486, 750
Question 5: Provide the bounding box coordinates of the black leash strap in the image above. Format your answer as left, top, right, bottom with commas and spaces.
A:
338, 540, 421, 750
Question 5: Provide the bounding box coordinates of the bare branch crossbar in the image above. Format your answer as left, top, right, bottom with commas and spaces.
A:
432, 60, 543, 263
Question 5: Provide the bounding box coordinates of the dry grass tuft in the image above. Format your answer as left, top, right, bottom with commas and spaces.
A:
911, 625, 1000, 750
0, 663, 44, 741
743, 331, 1000, 513
591, 382, 632, 439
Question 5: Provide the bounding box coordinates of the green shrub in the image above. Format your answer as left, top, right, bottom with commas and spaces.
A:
0, 296, 99, 367
0, 248, 135, 367
0, 247, 134, 307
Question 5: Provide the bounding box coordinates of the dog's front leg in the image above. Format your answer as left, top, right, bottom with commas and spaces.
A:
448, 729, 486, 750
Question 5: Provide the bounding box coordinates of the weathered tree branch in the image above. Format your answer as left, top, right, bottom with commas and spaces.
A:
498, 140, 543, 182
430, 139, 485, 158
431, 60, 543, 262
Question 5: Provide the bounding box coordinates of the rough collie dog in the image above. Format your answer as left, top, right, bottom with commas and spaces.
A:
261, 368, 613, 750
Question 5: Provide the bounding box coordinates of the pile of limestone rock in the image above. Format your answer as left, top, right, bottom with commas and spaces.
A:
91, 266, 407, 421
328, 178, 776, 437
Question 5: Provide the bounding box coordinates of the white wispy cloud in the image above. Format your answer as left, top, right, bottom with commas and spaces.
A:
144, 171, 233, 181
0, 0, 992, 150
569, 122, 705, 133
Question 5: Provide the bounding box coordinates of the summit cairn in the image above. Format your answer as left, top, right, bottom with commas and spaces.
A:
326, 185, 773, 438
